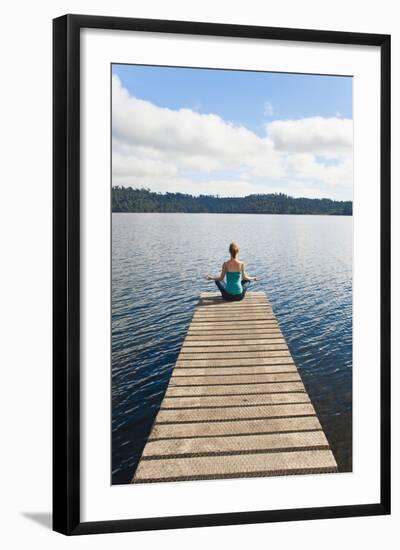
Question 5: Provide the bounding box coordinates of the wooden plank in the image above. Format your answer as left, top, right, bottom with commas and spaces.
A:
189, 322, 280, 329
196, 310, 271, 314
149, 416, 321, 441
196, 306, 271, 311
142, 430, 330, 459
181, 344, 288, 354
198, 304, 269, 308
197, 305, 270, 309
188, 328, 281, 334
188, 325, 280, 331
150, 416, 324, 439
198, 301, 269, 306
177, 351, 292, 361
199, 296, 267, 300
161, 392, 309, 409
134, 450, 337, 481
181, 348, 290, 355
196, 310, 272, 314
169, 373, 301, 387
190, 313, 278, 322
194, 314, 274, 319
186, 335, 284, 341
183, 338, 286, 346
199, 302, 268, 306
197, 302, 268, 306
189, 329, 281, 334
192, 315, 276, 322
185, 330, 285, 342
197, 299, 270, 303
156, 403, 316, 423
176, 357, 295, 367
198, 298, 268, 303
180, 349, 290, 357
165, 381, 305, 397
172, 365, 299, 377
200, 294, 266, 300
193, 312, 275, 317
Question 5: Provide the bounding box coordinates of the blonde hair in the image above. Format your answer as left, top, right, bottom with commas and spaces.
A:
229, 242, 240, 258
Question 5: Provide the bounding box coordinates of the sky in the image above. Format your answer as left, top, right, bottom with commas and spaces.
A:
112, 64, 353, 200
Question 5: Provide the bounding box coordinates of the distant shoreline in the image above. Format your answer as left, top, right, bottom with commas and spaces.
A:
112, 187, 352, 216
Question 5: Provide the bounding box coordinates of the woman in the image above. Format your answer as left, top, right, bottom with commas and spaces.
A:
207, 242, 257, 301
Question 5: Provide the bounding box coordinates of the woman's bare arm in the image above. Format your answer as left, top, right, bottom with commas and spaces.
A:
242, 263, 257, 282
207, 262, 226, 281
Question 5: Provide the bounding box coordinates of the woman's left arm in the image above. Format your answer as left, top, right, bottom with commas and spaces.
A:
207, 262, 226, 281
242, 263, 257, 282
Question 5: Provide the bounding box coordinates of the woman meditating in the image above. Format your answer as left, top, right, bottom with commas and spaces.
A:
207, 242, 257, 301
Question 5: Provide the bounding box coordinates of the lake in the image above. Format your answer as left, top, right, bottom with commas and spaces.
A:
112, 213, 352, 484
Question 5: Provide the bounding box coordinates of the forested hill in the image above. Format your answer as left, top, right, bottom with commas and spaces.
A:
112, 187, 352, 215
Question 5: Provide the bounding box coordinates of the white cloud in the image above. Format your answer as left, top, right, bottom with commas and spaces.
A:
112, 75, 353, 200
267, 116, 352, 159
264, 101, 274, 116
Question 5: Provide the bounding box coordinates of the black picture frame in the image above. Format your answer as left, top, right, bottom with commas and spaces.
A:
53, 14, 391, 535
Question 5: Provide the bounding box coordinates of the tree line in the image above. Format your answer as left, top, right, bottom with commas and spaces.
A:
112, 187, 352, 215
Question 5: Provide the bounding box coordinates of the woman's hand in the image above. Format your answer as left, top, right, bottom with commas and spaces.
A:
206, 274, 215, 281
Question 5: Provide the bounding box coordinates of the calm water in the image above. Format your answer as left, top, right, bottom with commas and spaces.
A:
112, 213, 352, 484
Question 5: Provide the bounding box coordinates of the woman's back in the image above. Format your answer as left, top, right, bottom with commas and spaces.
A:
224, 258, 244, 295
224, 258, 243, 272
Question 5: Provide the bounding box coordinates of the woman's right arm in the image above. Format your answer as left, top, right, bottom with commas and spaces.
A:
207, 262, 226, 281
242, 263, 257, 282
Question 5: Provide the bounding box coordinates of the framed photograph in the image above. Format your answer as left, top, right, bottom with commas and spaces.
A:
53, 14, 390, 535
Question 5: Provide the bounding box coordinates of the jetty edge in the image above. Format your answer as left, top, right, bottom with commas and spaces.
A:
132, 291, 338, 483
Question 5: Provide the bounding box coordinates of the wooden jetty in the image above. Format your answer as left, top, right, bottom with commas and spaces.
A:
133, 291, 337, 483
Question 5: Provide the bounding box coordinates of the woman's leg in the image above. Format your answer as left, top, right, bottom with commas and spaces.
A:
215, 280, 252, 301
215, 280, 228, 299
215, 280, 226, 293
215, 280, 236, 301
241, 280, 251, 297
226, 282, 250, 301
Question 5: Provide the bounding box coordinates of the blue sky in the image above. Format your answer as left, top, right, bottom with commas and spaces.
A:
112, 64, 352, 134
112, 64, 353, 200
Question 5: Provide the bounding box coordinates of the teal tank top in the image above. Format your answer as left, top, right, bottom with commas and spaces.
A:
225, 271, 243, 295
